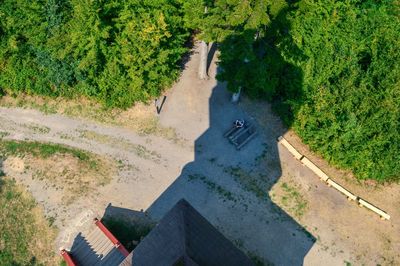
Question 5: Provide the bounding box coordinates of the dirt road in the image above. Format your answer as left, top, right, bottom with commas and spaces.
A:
0, 43, 398, 265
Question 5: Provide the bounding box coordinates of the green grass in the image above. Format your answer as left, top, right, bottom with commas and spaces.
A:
188, 174, 238, 203
0, 140, 96, 167
225, 166, 270, 201
0, 178, 58, 265
0, 140, 114, 203
279, 182, 308, 218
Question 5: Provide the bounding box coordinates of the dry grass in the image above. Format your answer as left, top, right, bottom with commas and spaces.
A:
225, 166, 272, 201
0, 94, 181, 143
270, 178, 308, 219
23, 123, 51, 134
79, 130, 162, 162
0, 131, 9, 139
0, 178, 60, 265
225, 165, 308, 219
1, 140, 115, 203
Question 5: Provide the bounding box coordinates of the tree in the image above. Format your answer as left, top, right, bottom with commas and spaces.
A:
283, 0, 400, 181
0, 0, 190, 108
187, 0, 400, 181
182, 0, 271, 82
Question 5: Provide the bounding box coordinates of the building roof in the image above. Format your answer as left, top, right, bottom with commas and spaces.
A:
119, 199, 253, 266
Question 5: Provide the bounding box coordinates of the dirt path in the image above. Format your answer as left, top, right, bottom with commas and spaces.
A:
0, 43, 398, 265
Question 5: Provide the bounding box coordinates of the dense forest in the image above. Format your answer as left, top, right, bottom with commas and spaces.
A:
0, 0, 189, 107
185, 0, 400, 182
0, 0, 399, 181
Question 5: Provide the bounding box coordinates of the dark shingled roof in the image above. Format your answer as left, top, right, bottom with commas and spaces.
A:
119, 199, 254, 266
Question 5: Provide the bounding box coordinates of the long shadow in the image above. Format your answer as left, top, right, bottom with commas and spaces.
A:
143, 5, 315, 266
69, 233, 104, 264
68, 4, 315, 265
144, 80, 314, 265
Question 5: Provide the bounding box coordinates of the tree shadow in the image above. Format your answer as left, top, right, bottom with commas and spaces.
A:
216, 4, 306, 128
207, 42, 218, 74
266, 5, 307, 128
178, 35, 196, 72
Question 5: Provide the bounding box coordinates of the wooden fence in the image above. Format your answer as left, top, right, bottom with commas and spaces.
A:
277, 136, 390, 220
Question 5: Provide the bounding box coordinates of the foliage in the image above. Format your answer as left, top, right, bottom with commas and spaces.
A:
182, 0, 275, 93
0, 178, 58, 265
1, 0, 398, 181
285, 0, 400, 181
192, 0, 399, 181
0, 0, 190, 108
182, 0, 270, 42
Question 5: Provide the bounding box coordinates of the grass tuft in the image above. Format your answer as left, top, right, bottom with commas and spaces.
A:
0, 178, 59, 265
0, 140, 91, 163
0, 140, 114, 203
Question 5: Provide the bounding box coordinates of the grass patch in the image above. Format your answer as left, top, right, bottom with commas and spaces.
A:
0, 131, 9, 139
247, 251, 271, 266
254, 143, 268, 164
101, 217, 153, 252
271, 180, 309, 219
0, 178, 59, 265
79, 130, 161, 162
188, 174, 237, 203
0, 140, 114, 203
23, 123, 51, 134
0, 140, 93, 164
225, 166, 271, 201
0, 94, 182, 143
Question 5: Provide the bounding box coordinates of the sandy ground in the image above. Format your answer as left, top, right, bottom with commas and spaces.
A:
0, 42, 399, 265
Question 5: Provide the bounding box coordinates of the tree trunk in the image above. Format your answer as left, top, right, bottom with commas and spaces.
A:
198, 40, 208, 80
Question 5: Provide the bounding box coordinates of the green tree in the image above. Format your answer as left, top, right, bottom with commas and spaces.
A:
284, 0, 400, 181
0, 0, 190, 108
182, 0, 271, 82
188, 0, 400, 181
